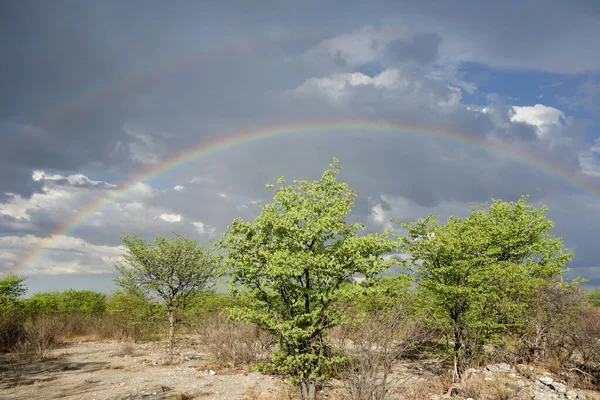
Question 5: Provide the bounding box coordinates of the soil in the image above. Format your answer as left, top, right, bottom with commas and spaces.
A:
2, 338, 598, 400
0, 338, 284, 400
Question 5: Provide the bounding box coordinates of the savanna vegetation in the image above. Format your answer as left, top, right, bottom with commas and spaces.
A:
1, 159, 599, 400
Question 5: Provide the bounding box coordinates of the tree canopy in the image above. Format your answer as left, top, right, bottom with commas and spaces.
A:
219, 159, 399, 400
396, 196, 572, 375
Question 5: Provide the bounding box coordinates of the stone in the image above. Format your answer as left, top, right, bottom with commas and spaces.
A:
533, 390, 558, 400
539, 376, 554, 386
566, 390, 578, 400
550, 382, 567, 394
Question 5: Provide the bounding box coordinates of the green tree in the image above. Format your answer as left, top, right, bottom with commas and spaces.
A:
114, 233, 219, 358
23, 292, 61, 316
0, 273, 27, 311
219, 159, 398, 400
57, 289, 106, 315
587, 288, 600, 307
106, 289, 165, 341
396, 196, 572, 377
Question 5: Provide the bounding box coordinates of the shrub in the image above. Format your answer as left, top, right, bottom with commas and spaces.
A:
196, 313, 272, 368
332, 306, 429, 400
0, 311, 26, 352
106, 289, 165, 341
13, 315, 62, 362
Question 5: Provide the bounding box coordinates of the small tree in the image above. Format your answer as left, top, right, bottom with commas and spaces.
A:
587, 288, 600, 307
396, 196, 572, 377
219, 159, 398, 400
0, 273, 27, 310
114, 233, 219, 358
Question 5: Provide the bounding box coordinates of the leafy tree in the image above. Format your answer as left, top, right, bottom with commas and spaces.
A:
0, 273, 27, 311
114, 233, 219, 357
106, 289, 165, 341
396, 196, 572, 377
587, 288, 600, 307
24, 290, 106, 316
24, 292, 61, 316
219, 159, 398, 400
57, 289, 106, 315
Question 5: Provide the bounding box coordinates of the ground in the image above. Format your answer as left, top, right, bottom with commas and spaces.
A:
0, 338, 284, 400
1, 338, 598, 400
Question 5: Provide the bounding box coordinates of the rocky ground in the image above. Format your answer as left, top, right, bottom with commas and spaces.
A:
0, 339, 598, 400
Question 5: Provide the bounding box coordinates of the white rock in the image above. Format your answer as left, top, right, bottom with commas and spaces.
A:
566, 390, 578, 399
533, 391, 558, 400
539, 376, 554, 385
550, 382, 567, 394
209, 370, 216, 375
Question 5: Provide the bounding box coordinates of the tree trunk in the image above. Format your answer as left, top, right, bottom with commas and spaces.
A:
300, 380, 317, 400
453, 329, 463, 380
167, 310, 176, 362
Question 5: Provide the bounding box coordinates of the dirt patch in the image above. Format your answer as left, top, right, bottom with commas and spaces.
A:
0, 339, 282, 399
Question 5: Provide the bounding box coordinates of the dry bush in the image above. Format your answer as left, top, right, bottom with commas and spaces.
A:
196, 313, 273, 368
113, 341, 138, 357
570, 306, 600, 367
393, 372, 453, 400
458, 374, 525, 400
13, 315, 62, 362
244, 382, 298, 400
516, 284, 582, 365
332, 308, 430, 400
0, 312, 26, 351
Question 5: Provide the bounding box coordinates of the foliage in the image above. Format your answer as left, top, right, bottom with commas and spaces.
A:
114, 233, 219, 356
24, 290, 106, 316
182, 291, 241, 326
219, 159, 398, 400
587, 288, 600, 307
352, 274, 413, 315
0, 273, 27, 311
105, 289, 165, 341
0, 274, 27, 351
396, 196, 572, 376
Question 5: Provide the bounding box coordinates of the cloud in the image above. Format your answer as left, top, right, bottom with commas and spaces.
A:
191, 221, 217, 237
1, 2, 599, 290
510, 104, 566, 140
386, 32, 442, 65
158, 213, 182, 223
0, 235, 122, 275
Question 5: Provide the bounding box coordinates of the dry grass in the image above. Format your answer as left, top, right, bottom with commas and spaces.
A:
393, 372, 454, 400
244, 382, 298, 400
459, 373, 524, 400
196, 314, 272, 369
12, 315, 61, 363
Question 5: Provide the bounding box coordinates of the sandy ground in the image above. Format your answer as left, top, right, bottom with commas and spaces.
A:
0, 338, 286, 400
2, 338, 598, 400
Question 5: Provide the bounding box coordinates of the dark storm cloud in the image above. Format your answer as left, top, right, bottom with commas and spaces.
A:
0, 0, 599, 288
386, 32, 442, 65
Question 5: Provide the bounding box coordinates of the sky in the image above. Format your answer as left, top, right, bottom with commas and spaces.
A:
1, 0, 599, 294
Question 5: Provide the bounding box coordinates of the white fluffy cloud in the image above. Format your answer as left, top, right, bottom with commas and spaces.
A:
191, 221, 217, 237
158, 213, 182, 223
510, 104, 566, 139
0, 235, 122, 275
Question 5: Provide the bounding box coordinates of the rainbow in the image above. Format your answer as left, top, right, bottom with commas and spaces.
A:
16, 120, 600, 274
